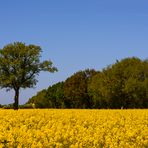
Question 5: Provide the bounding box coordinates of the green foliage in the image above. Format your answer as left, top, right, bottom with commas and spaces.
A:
0, 42, 57, 109
28, 82, 65, 108
2, 104, 14, 109
46, 82, 65, 108
19, 103, 35, 109
64, 69, 97, 108
27, 89, 48, 108
88, 57, 148, 108
26, 57, 148, 109
27, 69, 97, 109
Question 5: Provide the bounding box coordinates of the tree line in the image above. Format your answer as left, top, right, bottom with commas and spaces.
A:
27, 57, 148, 109
0, 42, 148, 109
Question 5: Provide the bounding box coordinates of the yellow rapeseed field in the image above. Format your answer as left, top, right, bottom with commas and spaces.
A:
0, 109, 147, 148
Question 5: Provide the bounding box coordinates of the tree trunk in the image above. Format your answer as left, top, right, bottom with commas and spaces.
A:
14, 88, 19, 110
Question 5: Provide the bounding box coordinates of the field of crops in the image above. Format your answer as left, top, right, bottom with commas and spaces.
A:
0, 109, 147, 148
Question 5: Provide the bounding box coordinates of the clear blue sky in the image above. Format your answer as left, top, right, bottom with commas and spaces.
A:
0, 0, 148, 105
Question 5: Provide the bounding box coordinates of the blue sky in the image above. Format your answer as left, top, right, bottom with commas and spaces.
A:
0, 0, 148, 104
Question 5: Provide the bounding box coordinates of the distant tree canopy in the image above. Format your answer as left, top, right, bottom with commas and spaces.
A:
0, 42, 57, 110
27, 57, 148, 109
88, 57, 148, 108
64, 69, 97, 108
28, 82, 65, 108
27, 69, 97, 108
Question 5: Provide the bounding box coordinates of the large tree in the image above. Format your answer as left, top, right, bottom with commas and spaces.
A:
64, 69, 97, 108
0, 42, 57, 110
88, 57, 148, 108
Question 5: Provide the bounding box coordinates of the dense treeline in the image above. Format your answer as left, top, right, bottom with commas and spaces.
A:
27, 57, 148, 109
27, 69, 97, 109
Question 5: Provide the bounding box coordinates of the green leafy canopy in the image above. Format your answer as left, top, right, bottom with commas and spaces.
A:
0, 42, 57, 91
